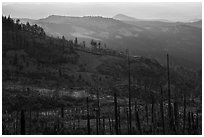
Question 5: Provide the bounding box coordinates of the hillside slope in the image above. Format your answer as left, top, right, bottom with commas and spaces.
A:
3, 16, 201, 96
2, 16, 202, 120
20, 15, 202, 69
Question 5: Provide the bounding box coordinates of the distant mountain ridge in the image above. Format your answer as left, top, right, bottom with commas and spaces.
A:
113, 13, 202, 25
19, 15, 202, 69
185, 20, 202, 28
113, 14, 140, 21
113, 13, 171, 22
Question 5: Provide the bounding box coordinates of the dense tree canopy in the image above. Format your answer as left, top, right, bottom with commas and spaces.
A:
2, 16, 79, 65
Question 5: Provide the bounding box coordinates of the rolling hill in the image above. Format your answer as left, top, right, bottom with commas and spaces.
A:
19, 15, 202, 69
185, 20, 202, 28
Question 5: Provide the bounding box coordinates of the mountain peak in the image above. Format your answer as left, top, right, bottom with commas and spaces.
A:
113, 14, 138, 21
47, 14, 62, 18
46, 14, 70, 19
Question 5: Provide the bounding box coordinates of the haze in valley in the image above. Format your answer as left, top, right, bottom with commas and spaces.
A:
2, 2, 202, 22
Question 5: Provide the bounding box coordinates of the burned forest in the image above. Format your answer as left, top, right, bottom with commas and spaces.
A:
2, 4, 202, 135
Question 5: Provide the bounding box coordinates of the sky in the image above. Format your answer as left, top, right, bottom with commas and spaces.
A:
2, 2, 202, 22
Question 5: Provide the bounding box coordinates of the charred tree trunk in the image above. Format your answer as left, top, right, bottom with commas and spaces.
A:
20, 110, 25, 135
114, 92, 119, 135
127, 50, 132, 134
135, 101, 142, 134
171, 103, 177, 134
126, 107, 130, 134
96, 113, 98, 135
174, 100, 178, 128
77, 109, 80, 129
167, 54, 172, 131
118, 106, 121, 134
2, 122, 5, 135
102, 117, 105, 135
87, 97, 91, 135
183, 94, 186, 134
61, 107, 64, 118
36, 110, 39, 133
29, 109, 31, 135
160, 86, 165, 135
57, 113, 60, 131
16, 111, 19, 135
73, 108, 76, 131
111, 114, 114, 134
98, 90, 101, 133
61, 107, 64, 133
151, 96, 155, 134
188, 112, 191, 134
108, 115, 112, 134
146, 104, 148, 126
96, 88, 100, 134
191, 112, 195, 134
196, 111, 199, 134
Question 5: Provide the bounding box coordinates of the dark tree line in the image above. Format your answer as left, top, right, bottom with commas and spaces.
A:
2, 15, 79, 66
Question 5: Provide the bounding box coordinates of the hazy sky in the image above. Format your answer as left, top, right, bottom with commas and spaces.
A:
2, 2, 202, 22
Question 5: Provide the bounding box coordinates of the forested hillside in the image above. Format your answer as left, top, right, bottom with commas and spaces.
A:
3, 16, 79, 86
2, 16, 202, 135
20, 15, 202, 69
